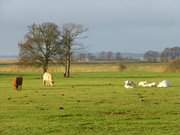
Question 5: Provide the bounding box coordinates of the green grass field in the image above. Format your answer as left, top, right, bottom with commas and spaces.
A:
1, 70, 180, 135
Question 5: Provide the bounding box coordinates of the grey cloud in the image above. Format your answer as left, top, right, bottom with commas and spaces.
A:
0, 0, 180, 55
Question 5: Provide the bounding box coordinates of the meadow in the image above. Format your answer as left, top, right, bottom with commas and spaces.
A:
0, 63, 180, 135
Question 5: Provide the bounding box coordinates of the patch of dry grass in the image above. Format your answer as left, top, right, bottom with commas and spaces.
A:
127, 63, 166, 72
0, 62, 167, 73
0, 59, 17, 64
164, 59, 180, 72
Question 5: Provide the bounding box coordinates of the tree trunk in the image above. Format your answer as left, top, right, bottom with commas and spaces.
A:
43, 65, 48, 73
64, 53, 68, 78
64, 38, 71, 78
43, 59, 48, 73
67, 53, 71, 77
64, 51, 71, 78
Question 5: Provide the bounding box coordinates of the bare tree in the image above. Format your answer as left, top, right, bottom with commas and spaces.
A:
161, 47, 180, 62
99, 51, 106, 60
107, 51, 113, 60
18, 22, 61, 73
144, 50, 160, 62
115, 52, 122, 60
60, 23, 87, 78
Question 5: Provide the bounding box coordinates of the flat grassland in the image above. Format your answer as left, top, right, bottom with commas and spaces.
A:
0, 63, 180, 135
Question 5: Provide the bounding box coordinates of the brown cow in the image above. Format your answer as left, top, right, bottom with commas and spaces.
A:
13, 77, 23, 90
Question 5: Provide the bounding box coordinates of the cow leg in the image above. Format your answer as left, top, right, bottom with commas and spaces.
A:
43, 80, 46, 86
16, 85, 18, 90
50, 82, 53, 86
19, 85, 22, 90
14, 85, 17, 90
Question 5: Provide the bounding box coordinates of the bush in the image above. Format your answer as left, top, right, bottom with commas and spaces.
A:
118, 64, 127, 71
165, 59, 180, 72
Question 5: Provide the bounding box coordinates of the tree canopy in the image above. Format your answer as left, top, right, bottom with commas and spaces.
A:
19, 22, 62, 72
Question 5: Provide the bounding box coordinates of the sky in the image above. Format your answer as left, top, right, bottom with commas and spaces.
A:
1, 0, 180, 55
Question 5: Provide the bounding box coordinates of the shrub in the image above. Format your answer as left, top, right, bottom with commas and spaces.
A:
118, 64, 127, 71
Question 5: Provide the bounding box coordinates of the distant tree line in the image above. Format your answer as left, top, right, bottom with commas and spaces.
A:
73, 51, 123, 62
144, 47, 180, 62
144, 50, 160, 62
71, 51, 143, 62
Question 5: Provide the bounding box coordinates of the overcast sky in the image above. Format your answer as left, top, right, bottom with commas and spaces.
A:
1, 0, 180, 55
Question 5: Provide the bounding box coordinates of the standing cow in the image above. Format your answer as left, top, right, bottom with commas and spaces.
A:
43, 72, 54, 86
13, 76, 23, 90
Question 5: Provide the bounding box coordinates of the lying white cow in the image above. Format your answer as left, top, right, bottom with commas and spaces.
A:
157, 80, 171, 88
138, 81, 147, 87
146, 82, 156, 87
138, 81, 156, 88
124, 80, 135, 89
43, 72, 54, 86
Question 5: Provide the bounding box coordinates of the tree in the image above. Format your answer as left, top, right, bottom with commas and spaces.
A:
161, 47, 180, 62
107, 51, 113, 60
99, 51, 106, 60
115, 52, 122, 60
60, 23, 87, 78
18, 22, 61, 73
144, 50, 160, 62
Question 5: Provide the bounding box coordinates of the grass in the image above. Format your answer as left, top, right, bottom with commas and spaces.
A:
1, 69, 180, 134
0, 62, 166, 73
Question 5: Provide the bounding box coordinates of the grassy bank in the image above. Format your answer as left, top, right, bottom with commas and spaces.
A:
0, 62, 167, 73
0, 71, 180, 135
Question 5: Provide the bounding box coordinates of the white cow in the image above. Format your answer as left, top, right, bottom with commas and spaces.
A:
146, 82, 156, 87
138, 81, 156, 88
43, 72, 54, 86
124, 80, 135, 89
157, 80, 171, 88
138, 81, 147, 87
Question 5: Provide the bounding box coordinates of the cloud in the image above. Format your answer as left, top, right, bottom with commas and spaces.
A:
0, 0, 180, 55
